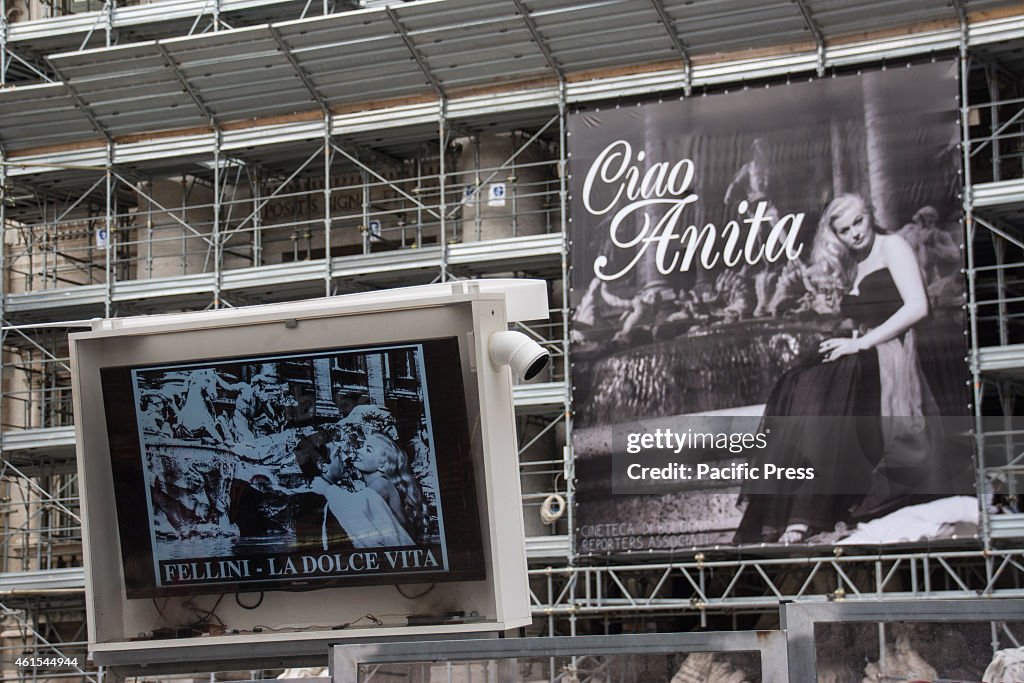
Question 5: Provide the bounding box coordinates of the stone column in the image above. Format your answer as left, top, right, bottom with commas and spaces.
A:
863, 72, 899, 231
144, 178, 215, 278
457, 132, 551, 242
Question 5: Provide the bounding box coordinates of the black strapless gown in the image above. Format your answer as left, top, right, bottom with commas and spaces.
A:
734, 269, 931, 543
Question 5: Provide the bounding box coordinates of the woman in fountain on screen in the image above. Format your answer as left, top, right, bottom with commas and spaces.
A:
292, 430, 414, 550
352, 432, 430, 543
734, 193, 948, 545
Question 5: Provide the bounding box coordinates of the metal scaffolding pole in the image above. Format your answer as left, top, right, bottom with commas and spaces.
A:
0, 148, 5, 461
213, 130, 223, 309
988, 64, 1002, 183
648, 0, 694, 90
999, 382, 1018, 503
961, 40, 994, 555
0, 600, 93, 681
528, 549, 1024, 615
360, 168, 369, 254
439, 97, 448, 283
103, 146, 112, 319
0, 462, 79, 523
220, 147, 321, 241
331, 143, 436, 221
144, 176, 153, 279
557, 80, 574, 566
556, 78, 580, 637
112, 172, 210, 247
994, 235, 1009, 347
473, 137, 482, 241
104, 0, 112, 47
444, 117, 558, 228
251, 167, 262, 268
0, 0, 7, 89
323, 114, 332, 296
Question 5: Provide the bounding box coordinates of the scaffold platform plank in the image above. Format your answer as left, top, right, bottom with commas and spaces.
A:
974, 178, 1024, 208
330, 246, 443, 281
0, 235, 563, 318
8, 0, 321, 49
525, 534, 571, 561
0, 567, 86, 594
973, 178, 1024, 226
991, 514, 1024, 539
979, 344, 1024, 376
512, 381, 567, 414
111, 272, 217, 302
1, 426, 76, 454
449, 233, 564, 271
4, 284, 106, 316
222, 259, 330, 291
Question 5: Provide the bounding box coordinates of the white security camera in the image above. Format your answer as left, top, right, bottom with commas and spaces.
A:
488, 330, 550, 381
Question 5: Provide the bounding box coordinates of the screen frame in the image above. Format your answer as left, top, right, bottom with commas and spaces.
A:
100, 337, 484, 599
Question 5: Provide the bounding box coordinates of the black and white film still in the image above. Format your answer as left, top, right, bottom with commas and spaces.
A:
101, 338, 484, 597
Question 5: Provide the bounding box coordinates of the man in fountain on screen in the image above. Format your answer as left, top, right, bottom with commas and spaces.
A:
292, 429, 413, 552
230, 374, 279, 443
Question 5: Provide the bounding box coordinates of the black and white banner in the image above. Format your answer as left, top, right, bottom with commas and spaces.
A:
569, 61, 974, 551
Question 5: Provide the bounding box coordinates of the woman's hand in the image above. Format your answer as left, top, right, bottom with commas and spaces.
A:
819, 336, 865, 362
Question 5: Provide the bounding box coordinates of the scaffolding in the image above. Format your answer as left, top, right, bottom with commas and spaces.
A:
0, 0, 1023, 680
331, 599, 1024, 682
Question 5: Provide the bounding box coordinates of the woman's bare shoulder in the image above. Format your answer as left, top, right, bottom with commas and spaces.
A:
876, 232, 911, 246
877, 233, 915, 259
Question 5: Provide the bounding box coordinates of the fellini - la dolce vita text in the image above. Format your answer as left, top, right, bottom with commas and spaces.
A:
624, 428, 816, 482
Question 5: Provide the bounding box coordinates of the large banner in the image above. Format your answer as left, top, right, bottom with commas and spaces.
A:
570, 61, 975, 551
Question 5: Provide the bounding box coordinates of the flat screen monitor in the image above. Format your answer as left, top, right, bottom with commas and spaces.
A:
100, 337, 483, 598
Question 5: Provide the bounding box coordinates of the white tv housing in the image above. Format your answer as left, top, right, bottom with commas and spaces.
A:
69, 279, 545, 672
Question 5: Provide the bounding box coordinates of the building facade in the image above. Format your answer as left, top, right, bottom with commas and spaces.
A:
1, 0, 1023, 679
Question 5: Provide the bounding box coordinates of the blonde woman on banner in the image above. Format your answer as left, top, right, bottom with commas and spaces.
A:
735, 193, 949, 544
